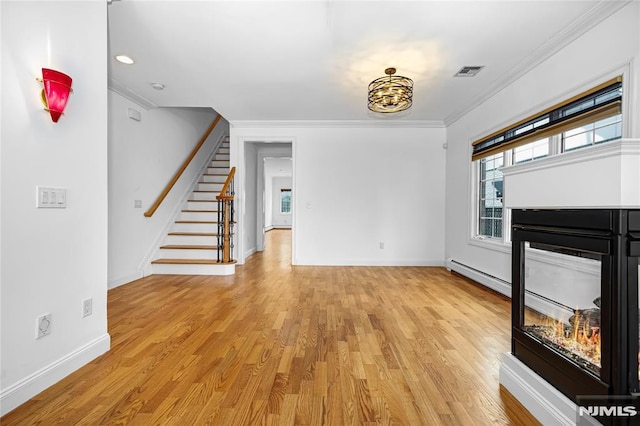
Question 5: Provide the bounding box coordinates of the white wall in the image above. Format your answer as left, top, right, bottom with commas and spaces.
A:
232, 124, 447, 266
444, 2, 640, 287
108, 92, 227, 288
243, 142, 259, 257
271, 177, 293, 227
1, 0, 109, 414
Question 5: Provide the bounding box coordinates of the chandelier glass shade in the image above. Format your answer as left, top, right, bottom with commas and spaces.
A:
367, 67, 413, 113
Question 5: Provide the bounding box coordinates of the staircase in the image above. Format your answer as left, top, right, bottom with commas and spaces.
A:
150, 139, 235, 275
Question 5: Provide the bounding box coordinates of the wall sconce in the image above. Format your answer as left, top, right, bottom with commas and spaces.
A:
37, 68, 73, 122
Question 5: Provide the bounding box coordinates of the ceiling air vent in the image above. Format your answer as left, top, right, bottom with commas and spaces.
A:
454, 66, 484, 77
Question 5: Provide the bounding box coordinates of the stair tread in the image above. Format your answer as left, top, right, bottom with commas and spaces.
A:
175, 221, 218, 224
160, 245, 218, 249
152, 259, 228, 265
168, 232, 217, 236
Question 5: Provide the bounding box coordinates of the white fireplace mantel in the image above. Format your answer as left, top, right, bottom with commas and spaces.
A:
502, 139, 640, 209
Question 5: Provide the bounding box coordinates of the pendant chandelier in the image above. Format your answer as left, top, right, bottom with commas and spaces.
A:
367, 67, 413, 113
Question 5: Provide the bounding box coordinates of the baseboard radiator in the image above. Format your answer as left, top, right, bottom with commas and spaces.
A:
447, 259, 511, 298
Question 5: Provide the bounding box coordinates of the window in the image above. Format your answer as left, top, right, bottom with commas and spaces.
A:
562, 114, 622, 152
472, 77, 623, 241
479, 153, 504, 239
513, 138, 550, 164
280, 189, 291, 214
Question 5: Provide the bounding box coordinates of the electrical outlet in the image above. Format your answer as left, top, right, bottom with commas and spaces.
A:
37, 314, 52, 339
83, 298, 93, 317
379, 242, 385, 249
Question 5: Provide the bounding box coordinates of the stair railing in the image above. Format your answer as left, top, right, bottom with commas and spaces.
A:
144, 115, 222, 217
216, 167, 236, 263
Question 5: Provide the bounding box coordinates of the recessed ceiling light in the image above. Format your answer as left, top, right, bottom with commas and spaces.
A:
115, 55, 134, 65
151, 83, 165, 91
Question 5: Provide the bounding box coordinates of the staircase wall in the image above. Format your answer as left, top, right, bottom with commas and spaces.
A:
108, 91, 229, 288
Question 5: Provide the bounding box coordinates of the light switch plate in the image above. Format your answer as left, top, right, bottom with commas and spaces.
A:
37, 186, 67, 208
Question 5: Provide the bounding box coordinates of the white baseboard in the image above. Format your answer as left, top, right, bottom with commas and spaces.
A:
0, 333, 111, 416
244, 247, 257, 259
447, 259, 511, 297
108, 271, 143, 289
295, 259, 445, 266
500, 353, 578, 426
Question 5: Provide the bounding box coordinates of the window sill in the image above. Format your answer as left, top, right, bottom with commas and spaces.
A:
468, 236, 511, 254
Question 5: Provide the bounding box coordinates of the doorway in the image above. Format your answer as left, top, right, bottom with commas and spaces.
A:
242, 141, 293, 263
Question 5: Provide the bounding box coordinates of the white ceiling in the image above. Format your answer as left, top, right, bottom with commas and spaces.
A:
107, 1, 625, 124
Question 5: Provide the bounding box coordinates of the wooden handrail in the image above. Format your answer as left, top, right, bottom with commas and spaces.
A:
144, 115, 222, 217
216, 167, 236, 200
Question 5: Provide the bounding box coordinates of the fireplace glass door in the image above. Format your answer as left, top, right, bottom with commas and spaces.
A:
522, 242, 602, 377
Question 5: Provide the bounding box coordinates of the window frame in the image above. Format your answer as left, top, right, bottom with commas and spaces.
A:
469, 72, 628, 249
280, 188, 291, 214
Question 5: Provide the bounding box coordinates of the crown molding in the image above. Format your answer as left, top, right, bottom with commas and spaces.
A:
444, 0, 631, 127
108, 78, 157, 110
231, 120, 445, 129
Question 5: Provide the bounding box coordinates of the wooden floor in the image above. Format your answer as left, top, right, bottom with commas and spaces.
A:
2, 230, 539, 425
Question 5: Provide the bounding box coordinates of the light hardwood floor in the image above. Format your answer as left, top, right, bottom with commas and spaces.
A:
2, 230, 539, 425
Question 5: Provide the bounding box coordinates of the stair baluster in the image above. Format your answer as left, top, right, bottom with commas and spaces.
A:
216, 167, 236, 263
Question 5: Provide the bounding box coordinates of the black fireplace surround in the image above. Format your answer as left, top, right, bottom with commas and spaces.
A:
511, 209, 640, 405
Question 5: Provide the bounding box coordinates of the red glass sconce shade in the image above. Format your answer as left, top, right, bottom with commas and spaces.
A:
40, 68, 73, 122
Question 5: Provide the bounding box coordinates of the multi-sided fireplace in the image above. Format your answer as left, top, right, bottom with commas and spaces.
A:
511, 209, 640, 416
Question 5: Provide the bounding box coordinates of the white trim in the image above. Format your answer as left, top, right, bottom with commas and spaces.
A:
468, 236, 511, 254
108, 271, 143, 289
445, 2, 631, 126
108, 79, 157, 110
151, 263, 235, 276
291, 140, 298, 265
0, 333, 110, 416
447, 259, 511, 297
231, 120, 444, 129
293, 260, 445, 267
235, 136, 297, 266
500, 353, 580, 426
244, 247, 257, 259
